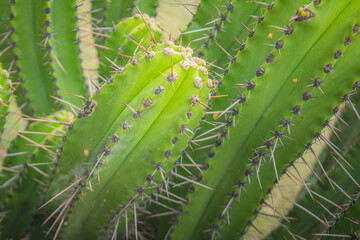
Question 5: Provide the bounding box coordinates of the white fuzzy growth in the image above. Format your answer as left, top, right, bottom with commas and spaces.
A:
163, 40, 174, 46
207, 79, 213, 88
145, 51, 156, 59
191, 95, 199, 106
194, 77, 203, 89
190, 61, 199, 70
192, 57, 201, 64
2, 69, 9, 78
162, 47, 175, 56
167, 71, 178, 82
179, 46, 186, 53
200, 66, 208, 75
180, 60, 190, 70
186, 47, 193, 55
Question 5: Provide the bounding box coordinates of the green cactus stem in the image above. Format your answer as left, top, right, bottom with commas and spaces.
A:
42, 40, 211, 239
10, 0, 59, 115
48, 0, 88, 109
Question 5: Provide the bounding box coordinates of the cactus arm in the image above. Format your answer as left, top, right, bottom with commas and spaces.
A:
11, 0, 58, 115
0, 112, 70, 239
49, 0, 88, 108
42, 44, 210, 239
171, 1, 360, 239
99, 15, 163, 77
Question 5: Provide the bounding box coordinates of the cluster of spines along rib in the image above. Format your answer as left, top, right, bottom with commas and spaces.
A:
0, 0, 14, 69
0, 111, 71, 239
10, 0, 62, 116
214, 0, 311, 106
98, 14, 163, 78
167, 1, 360, 239
269, 87, 360, 239
180, 0, 225, 51
47, 0, 88, 109
40, 40, 212, 239
0, 67, 12, 142
181, 0, 275, 67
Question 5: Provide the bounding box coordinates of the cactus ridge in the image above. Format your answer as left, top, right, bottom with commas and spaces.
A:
169, 1, 360, 239
48, 0, 88, 109
10, 0, 59, 115
39, 41, 211, 239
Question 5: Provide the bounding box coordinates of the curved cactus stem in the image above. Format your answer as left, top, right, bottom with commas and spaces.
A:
170, 1, 360, 239
11, 0, 59, 115
0, 112, 70, 239
41, 43, 211, 239
98, 15, 163, 77
49, 0, 88, 109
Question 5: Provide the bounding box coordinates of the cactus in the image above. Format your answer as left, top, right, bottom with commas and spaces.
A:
0, 0, 360, 239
